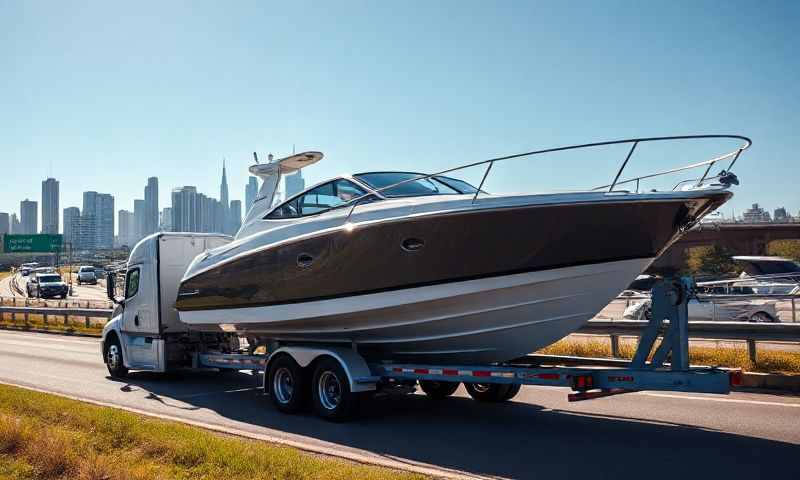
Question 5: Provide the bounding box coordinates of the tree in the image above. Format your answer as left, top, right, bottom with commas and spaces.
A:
767, 240, 800, 262
685, 245, 737, 277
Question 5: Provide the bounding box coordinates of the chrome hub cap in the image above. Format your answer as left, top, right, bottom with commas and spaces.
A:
273, 367, 294, 404
473, 383, 491, 393
318, 371, 342, 411
107, 345, 121, 369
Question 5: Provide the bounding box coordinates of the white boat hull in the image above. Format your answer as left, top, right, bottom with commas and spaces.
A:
180, 257, 653, 363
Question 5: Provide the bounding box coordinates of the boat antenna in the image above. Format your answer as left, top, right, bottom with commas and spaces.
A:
253, 152, 259, 164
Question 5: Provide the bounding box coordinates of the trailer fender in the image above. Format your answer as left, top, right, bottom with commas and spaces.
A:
267, 346, 378, 393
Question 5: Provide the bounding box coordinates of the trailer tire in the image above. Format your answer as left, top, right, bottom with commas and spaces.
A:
465, 383, 512, 402
267, 355, 308, 414
104, 336, 128, 378
501, 383, 521, 401
311, 358, 359, 421
419, 380, 460, 399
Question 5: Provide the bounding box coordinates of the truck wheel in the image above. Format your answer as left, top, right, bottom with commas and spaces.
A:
311, 358, 358, 421
267, 355, 308, 414
105, 337, 128, 378
465, 383, 513, 402
419, 380, 460, 399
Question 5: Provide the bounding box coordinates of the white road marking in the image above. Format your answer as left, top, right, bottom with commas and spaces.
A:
640, 392, 800, 408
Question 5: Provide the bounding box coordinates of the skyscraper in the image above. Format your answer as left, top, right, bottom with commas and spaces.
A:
160, 207, 172, 232
229, 200, 242, 234
171, 186, 198, 232
133, 199, 145, 241
20, 199, 38, 234
82, 192, 114, 249
62, 207, 80, 245
144, 177, 159, 235
285, 170, 305, 199
245, 176, 258, 212
41, 178, 59, 234
219, 160, 230, 233
118, 210, 135, 247
72, 215, 96, 251
10, 214, 20, 234
0, 212, 9, 235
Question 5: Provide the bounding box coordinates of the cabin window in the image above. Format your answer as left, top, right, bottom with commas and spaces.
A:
266, 179, 367, 219
125, 268, 140, 299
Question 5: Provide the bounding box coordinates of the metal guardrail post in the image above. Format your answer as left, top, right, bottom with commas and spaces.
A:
793, 298, 797, 323
747, 339, 757, 365
610, 334, 620, 358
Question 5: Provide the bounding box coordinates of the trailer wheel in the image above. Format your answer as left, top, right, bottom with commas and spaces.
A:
267, 355, 308, 414
104, 336, 128, 378
311, 358, 359, 421
501, 383, 522, 401
419, 380, 460, 399
465, 383, 513, 402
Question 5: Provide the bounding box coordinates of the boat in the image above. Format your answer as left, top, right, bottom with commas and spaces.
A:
176, 135, 751, 363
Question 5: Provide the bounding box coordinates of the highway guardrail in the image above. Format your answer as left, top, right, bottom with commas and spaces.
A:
0, 306, 112, 329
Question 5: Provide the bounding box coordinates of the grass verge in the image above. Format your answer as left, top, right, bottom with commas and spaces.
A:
539, 336, 800, 375
0, 313, 103, 336
0, 383, 424, 480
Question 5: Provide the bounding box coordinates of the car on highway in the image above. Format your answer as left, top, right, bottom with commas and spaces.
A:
26, 273, 69, 299
77, 266, 97, 285
19, 262, 39, 276
623, 296, 779, 322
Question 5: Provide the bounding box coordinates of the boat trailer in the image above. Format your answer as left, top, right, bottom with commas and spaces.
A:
197, 277, 738, 418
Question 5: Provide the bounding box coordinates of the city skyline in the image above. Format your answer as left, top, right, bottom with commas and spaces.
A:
0, 167, 267, 241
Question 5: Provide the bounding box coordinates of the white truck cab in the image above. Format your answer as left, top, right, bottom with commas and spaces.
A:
101, 233, 233, 374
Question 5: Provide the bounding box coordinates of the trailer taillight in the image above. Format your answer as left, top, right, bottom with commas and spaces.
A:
573, 374, 594, 391
729, 370, 743, 386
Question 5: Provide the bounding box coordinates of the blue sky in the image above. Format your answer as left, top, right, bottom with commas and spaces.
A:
1, 0, 798, 232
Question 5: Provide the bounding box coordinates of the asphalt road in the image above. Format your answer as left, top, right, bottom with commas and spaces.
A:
0, 273, 110, 305
0, 330, 797, 479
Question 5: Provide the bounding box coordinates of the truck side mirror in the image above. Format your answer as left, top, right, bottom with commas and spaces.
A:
106, 272, 117, 302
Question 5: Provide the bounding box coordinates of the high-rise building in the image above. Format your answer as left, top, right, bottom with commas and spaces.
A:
285, 170, 305, 199
133, 199, 145, 241
245, 176, 258, 213
118, 210, 136, 247
144, 177, 159, 235
41, 178, 59, 234
229, 200, 242, 234
172, 186, 198, 232
0, 212, 9, 235
219, 160, 230, 232
10, 214, 20, 234
20, 199, 38, 234
160, 207, 172, 232
742, 203, 771, 223
82, 192, 114, 249
774, 207, 789, 223
72, 215, 97, 251
62, 207, 80, 245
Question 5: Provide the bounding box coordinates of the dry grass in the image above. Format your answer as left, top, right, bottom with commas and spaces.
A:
0, 383, 423, 480
0, 312, 104, 336
539, 336, 800, 374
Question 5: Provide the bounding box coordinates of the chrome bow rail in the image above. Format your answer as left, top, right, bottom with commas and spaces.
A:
344, 134, 752, 219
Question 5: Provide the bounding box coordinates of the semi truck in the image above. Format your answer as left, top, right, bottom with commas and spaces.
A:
102, 232, 738, 421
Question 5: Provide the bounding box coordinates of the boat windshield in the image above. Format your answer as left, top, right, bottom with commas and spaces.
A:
355, 172, 477, 197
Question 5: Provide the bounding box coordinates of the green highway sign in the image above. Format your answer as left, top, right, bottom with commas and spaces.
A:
3, 234, 63, 253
